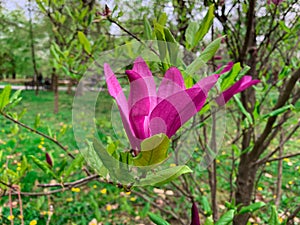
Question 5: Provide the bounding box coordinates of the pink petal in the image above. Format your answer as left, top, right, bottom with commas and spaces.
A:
104, 63, 140, 149
125, 60, 157, 140
150, 74, 219, 137
216, 76, 260, 105
220, 61, 234, 74
157, 67, 186, 101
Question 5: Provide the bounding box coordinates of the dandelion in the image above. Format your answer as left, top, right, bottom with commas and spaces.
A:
7, 215, 14, 220
71, 187, 80, 193
129, 197, 136, 202
29, 220, 38, 225
106, 204, 112, 211
257, 187, 263, 191
100, 188, 107, 194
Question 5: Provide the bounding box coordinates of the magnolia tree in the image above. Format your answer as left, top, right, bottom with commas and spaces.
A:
0, 0, 299, 225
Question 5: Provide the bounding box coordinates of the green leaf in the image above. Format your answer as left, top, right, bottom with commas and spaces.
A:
133, 133, 170, 167
63, 153, 84, 179
186, 37, 221, 75
268, 205, 280, 225
144, 16, 152, 40
0, 85, 12, 111
148, 212, 170, 225
193, 4, 214, 47
215, 209, 235, 225
78, 31, 91, 54
185, 22, 198, 50
93, 138, 134, 183
220, 63, 241, 90
157, 12, 167, 26
50, 45, 60, 62
164, 27, 178, 65
136, 165, 192, 186
201, 196, 212, 216
154, 23, 167, 62
34, 113, 41, 129
204, 216, 214, 225
29, 155, 57, 179
262, 104, 294, 119
234, 95, 253, 125
239, 202, 266, 214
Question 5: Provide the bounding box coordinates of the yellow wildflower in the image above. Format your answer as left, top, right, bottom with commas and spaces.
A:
106, 204, 112, 211
66, 197, 73, 202
93, 185, 97, 189
130, 197, 136, 202
100, 188, 107, 194
29, 220, 38, 225
71, 187, 80, 193
7, 215, 14, 220
169, 163, 176, 167
125, 191, 131, 195
257, 187, 263, 191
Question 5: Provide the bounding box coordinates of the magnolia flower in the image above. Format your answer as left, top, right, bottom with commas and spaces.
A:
104, 57, 259, 151
216, 75, 260, 106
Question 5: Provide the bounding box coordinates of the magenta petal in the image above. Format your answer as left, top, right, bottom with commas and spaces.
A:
104, 63, 139, 149
216, 76, 260, 105
131, 57, 153, 77
157, 67, 186, 101
192, 74, 220, 94
129, 97, 152, 139
191, 202, 200, 225
150, 74, 219, 137
125, 70, 157, 139
220, 61, 234, 74
149, 88, 206, 138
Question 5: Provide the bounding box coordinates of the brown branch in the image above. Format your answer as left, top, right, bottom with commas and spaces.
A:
38, 174, 99, 188
238, 0, 256, 64
265, 152, 300, 164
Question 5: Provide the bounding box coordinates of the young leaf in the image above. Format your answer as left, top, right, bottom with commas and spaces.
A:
234, 95, 253, 125
29, 155, 57, 179
262, 104, 294, 119
63, 153, 84, 179
193, 4, 214, 48
133, 133, 170, 167
144, 16, 153, 40
201, 196, 213, 216
239, 201, 266, 214
185, 22, 198, 50
0, 85, 12, 111
136, 165, 192, 186
148, 212, 170, 225
215, 209, 235, 225
268, 205, 280, 225
186, 37, 221, 75
78, 31, 92, 54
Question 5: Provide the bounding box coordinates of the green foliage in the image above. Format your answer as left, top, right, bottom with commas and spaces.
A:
133, 133, 170, 167
185, 4, 214, 50
148, 212, 171, 225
